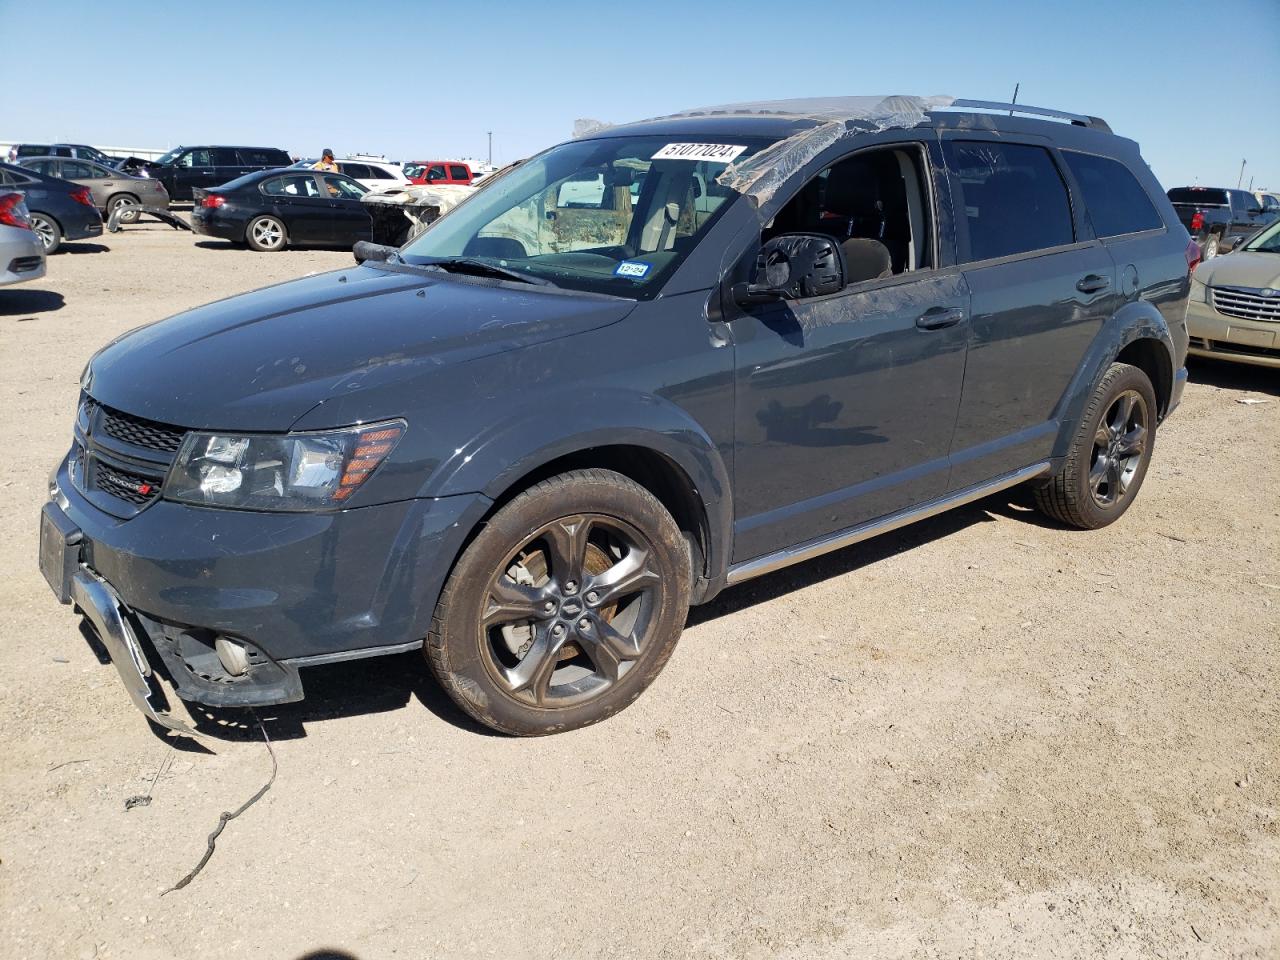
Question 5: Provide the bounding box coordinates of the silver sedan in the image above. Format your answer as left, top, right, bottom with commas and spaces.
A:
0, 193, 46, 286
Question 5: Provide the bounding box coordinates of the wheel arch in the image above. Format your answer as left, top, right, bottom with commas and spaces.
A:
1050, 301, 1177, 461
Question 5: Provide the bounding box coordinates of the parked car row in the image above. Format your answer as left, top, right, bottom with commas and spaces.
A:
0, 162, 103, 254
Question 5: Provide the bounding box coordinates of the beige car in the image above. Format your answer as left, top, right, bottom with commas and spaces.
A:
1186, 218, 1280, 368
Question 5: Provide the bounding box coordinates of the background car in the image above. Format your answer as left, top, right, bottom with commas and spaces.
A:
16, 157, 169, 224
404, 160, 474, 185
1185, 217, 1280, 368
121, 146, 292, 201
0, 192, 46, 286
191, 168, 371, 251
292, 157, 409, 192
1168, 185, 1277, 258
7, 142, 122, 165
0, 162, 103, 253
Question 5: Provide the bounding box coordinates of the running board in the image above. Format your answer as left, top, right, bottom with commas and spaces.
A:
725, 462, 1051, 585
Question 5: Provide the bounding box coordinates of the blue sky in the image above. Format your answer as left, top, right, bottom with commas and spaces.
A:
3, 0, 1277, 190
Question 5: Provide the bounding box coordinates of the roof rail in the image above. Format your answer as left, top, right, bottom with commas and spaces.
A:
936, 99, 1112, 134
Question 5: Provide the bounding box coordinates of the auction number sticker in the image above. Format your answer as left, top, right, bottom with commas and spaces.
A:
614, 261, 652, 279
652, 143, 748, 163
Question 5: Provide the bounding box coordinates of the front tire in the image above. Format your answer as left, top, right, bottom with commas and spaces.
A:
29, 213, 61, 254
246, 215, 287, 251
1034, 362, 1157, 529
426, 469, 691, 736
1202, 233, 1220, 260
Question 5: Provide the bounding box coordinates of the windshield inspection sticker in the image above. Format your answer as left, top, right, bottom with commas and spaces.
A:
614, 261, 652, 280
652, 143, 748, 163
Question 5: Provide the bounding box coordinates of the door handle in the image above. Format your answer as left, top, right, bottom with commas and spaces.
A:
916, 307, 964, 330
1076, 274, 1110, 294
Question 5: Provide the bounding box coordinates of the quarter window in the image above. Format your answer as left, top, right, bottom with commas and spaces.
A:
1062, 151, 1162, 238
945, 141, 1075, 261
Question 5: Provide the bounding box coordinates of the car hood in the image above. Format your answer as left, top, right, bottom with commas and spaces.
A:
1199, 251, 1280, 291
84, 265, 634, 431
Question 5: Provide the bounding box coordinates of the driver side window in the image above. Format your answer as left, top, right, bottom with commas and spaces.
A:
764, 143, 935, 287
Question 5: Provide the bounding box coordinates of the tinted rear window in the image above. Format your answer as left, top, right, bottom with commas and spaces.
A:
16, 145, 50, 157
1167, 187, 1228, 206
1062, 151, 1162, 238
945, 141, 1075, 261
449, 165, 470, 180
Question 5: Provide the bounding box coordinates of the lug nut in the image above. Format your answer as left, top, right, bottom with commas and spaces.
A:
543, 600, 556, 614
564, 580, 578, 594
586, 591, 599, 604
578, 618, 591, 630
551, 623, 565, 637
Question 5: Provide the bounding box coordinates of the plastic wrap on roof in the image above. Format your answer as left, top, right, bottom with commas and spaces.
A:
657, 95, 954, 205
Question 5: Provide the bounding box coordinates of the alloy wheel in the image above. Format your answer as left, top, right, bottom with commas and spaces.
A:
30, 215, 56, 251
479, 514, 663, 708
1089, 389, 1148, 507
251, 219, 284, 250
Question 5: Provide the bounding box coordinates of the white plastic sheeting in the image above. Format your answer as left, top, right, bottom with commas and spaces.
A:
654, 95, 955, 205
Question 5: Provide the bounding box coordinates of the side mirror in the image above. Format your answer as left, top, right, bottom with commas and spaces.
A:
733, 233, 846, 305
353, 240, 397, 264
1248, 206, 1264, 216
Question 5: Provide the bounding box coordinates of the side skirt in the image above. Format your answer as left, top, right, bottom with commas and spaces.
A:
725, 461, 1051, 585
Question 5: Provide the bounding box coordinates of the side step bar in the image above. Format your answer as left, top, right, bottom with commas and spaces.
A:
725, 462, 1051, 585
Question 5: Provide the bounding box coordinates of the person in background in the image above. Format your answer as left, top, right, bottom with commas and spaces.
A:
313, 148, 339, 173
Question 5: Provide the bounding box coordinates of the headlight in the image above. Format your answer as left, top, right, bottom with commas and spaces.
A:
1189, 275, 1208, 303
166, 420, 405, 511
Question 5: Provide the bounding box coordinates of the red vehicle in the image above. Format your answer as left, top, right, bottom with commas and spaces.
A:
404, 160, 473, 186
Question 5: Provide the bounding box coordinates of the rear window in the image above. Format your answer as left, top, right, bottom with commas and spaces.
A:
1062, 152, 1162, 238
945, 141, 1075, 261
1167, 187, 1229, 206
16, 145, 50, 157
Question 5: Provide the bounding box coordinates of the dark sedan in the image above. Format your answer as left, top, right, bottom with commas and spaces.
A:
191, 168, 372, 251
0, 162, 104, 253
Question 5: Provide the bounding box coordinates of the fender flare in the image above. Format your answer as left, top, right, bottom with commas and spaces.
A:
421, 385, 735, 586
1049, 299, 1176, 461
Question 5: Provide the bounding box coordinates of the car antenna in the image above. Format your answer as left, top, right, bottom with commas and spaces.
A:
1009, 83, 1019, 116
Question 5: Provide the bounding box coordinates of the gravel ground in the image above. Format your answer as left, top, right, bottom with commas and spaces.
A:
1, 224, 1277, 960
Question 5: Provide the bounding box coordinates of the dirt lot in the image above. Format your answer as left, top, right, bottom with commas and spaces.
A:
1, 223, 1277, 960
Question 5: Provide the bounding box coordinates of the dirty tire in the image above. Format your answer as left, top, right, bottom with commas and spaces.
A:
109, 194, 140, 224
246, 215, 287, 252
426, 469, 691, 736
29, 213, 61, 254
1034, 362, 1157, 530
1202, 233, 1219, 260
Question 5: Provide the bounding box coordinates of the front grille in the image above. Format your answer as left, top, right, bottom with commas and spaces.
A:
1211, 287, 1280, 323
95, 461, 162, 505
96, 404, 186, 453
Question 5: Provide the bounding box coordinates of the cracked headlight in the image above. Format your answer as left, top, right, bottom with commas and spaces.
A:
166, 420, 405, 511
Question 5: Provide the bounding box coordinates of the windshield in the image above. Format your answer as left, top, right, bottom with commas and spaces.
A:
155, 147, 184, 165
1242, 219, 1280, 253
400, 135, 773, 298
1168, 187, 1229, 206
403, 163, 426, 178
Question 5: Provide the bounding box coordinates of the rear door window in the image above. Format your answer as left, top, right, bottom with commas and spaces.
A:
262, 174, 323, 198
944, 141, 1075, 261
62, 160, 100, 180
238, 148, 281, 166
211, 148, 240, 167
25, 159, 56, 176
1061, 151, 1162, 238
449, 165, 470, 181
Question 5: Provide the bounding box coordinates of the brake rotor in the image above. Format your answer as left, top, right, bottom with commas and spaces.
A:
501, 541, 619, 663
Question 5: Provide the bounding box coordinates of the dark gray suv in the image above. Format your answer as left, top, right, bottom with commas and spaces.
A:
40, 96, 1195, 737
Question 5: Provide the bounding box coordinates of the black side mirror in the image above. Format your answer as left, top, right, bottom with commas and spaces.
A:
733, 233, 846, 305
353, 240, 398, 264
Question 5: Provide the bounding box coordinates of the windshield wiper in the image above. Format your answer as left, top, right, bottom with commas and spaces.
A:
424, 257, 553, 287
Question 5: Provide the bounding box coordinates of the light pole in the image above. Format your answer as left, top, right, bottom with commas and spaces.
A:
1237, 158, 1246, 189
487, 131, 493, 168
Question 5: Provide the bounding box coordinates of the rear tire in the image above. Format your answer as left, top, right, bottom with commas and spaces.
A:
108, 193, 140, 224
1034, 362, 1157, 530
425, 469, 691, 736
29, 213, 61, 254
246, 215, 287, 252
